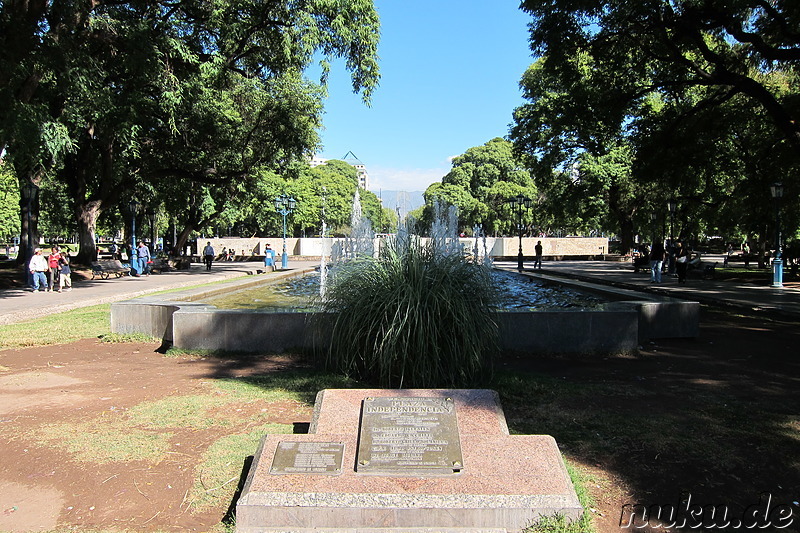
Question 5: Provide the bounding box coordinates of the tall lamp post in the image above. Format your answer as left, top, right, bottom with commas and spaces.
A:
650, 212, 658, 245
129, 199, 139, 274
770, 182, 783, 288
146, 207, 157, 252
508, 194, 532, 271
274, 194, 296, 270
667, 198, 677, 274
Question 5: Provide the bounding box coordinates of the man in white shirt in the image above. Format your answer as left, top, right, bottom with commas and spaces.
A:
28, 248, 49, 292
203, 242, 215, 271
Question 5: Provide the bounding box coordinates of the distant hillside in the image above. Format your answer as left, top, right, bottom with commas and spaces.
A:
373, 190, 425, 217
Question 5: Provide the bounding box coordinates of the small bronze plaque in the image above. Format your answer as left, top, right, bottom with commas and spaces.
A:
356, 396, 463, 475
270, 441, 344, 475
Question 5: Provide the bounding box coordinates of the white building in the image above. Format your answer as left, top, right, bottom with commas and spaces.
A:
310, 151, 369, 190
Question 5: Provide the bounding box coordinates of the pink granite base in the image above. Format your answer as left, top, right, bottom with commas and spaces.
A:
236, 389, 582, 532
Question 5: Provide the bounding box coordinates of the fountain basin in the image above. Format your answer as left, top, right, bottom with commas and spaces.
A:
110, 268, 698, 356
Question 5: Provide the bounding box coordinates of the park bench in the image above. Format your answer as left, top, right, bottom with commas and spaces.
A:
688, 260, 717, 280
91, 259, 130, 279
147, 258, 173, 273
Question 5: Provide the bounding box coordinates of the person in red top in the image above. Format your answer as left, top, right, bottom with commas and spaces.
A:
47, 246, 62, 292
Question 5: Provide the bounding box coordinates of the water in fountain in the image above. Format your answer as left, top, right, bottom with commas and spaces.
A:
319, 217, 328, 299
201, 199, 604, 311
330, 189, 375, 265
348, 189, 375, 259
429, 202, 462, 257
202, 269, 605, 311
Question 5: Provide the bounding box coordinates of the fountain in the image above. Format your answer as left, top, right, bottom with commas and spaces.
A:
331, 188, 374, 264
110, 197, 700, 355
319, 188, 329, 299
197, 270, 605, 311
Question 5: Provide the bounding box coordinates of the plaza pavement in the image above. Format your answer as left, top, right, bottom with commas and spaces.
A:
1, 256, 798, 326
0, 260, 321, 326
498, 255, 800, 319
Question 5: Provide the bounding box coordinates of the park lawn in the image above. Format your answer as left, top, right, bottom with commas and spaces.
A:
2, 305, 798, 532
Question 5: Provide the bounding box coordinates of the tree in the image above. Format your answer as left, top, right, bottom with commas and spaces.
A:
511, 55, 646, 252
0, 163, 20, 244
1, 0, 381, 263
520, 0, 800, 154
515, 1, 800, 252
422, 138, 536, 235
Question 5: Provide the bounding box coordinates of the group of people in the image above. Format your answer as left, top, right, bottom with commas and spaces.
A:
30, 240, 277, 290
641, 240, 692, 284
203, 242, 278, 272
28, 246, 72, 292
131, 241, 152, 276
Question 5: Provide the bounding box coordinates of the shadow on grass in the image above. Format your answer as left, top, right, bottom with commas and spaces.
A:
495, 307, 800, 530
169, 305, 799, 531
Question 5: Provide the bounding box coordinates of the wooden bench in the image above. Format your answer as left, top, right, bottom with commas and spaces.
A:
91, 259, 130, 279
147, 258, 173, 273
687, 260, 717, 280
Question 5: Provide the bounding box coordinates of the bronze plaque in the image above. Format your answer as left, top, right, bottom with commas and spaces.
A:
356, 396, 463, 475
270, 441, 344, 475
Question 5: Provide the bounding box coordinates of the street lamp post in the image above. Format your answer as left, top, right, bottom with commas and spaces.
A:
129, 199, 139, 275
508, 194, 532, 271
147, 207, 157, 252
770, 182, 784, 288
650, 212, 658, 245
667, 198, 677, 274
274, 194, 296, 270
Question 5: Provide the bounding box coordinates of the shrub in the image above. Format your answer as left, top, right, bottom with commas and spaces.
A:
316, 236, 499, 388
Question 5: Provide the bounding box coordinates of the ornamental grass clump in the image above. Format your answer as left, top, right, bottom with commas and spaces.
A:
317, 236, 499, 388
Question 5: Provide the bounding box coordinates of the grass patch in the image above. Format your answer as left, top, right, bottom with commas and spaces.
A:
213, 369, 358, 404
0, 303, 111, 349
187, 423, 292, 513
523, 460, 595, 532
162, 346, 266, 358
98, 332, 160, 344
31, 417, 172, 464
127, 393, 234, 429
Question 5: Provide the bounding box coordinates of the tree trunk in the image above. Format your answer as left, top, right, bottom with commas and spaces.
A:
173, 224, 196, 257
15, 174, 41, 267
618, 215, 635, 256
74, 200, 101, 264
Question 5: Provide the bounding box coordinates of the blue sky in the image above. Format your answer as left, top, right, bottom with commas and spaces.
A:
314, 1, 534, 193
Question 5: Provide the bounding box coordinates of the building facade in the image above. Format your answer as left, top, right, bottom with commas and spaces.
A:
310, 151, 369, 190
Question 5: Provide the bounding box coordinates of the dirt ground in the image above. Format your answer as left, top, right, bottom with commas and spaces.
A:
1, 307, 798, 533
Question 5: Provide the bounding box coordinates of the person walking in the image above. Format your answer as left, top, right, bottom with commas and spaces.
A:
650, 240, 666, 283
264, 243, 276, 272
203, 242, 215, 271
136, 241, 151, 277
28, 248, 49, 292
58, 255, 72, 292
533, 241, 543, 269
675, 241, 689, 284
47, 246, 62, 292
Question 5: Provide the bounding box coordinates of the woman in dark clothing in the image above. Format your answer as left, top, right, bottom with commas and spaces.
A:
675, 241, 689, 283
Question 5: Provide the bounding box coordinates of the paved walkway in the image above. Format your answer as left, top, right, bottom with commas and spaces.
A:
0, 260, 320, 325
1, 257, 798, 325
495, 256, 800, 319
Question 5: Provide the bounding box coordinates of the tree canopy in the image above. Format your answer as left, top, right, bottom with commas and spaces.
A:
510, 0, 799, 254
0, 0, 381, 262
422, 138, 537, 236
